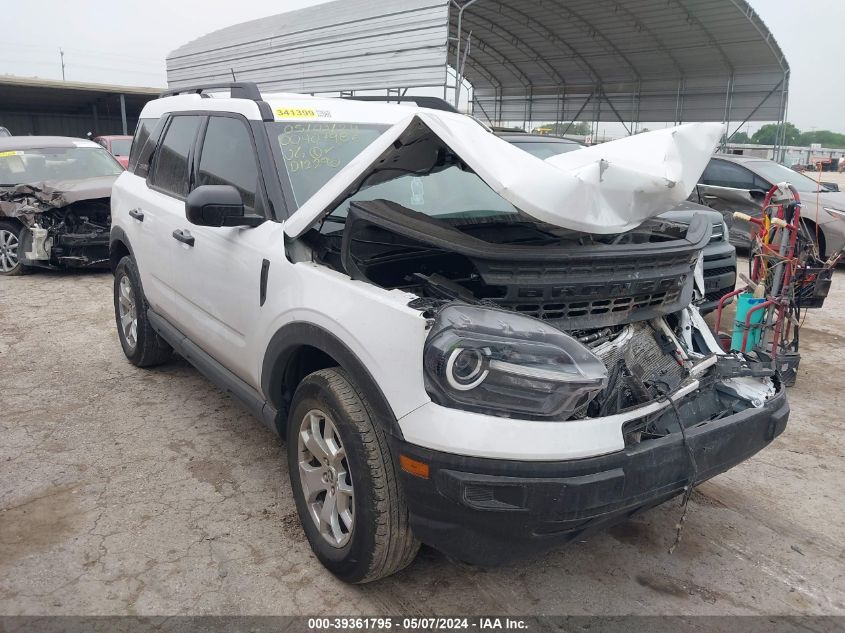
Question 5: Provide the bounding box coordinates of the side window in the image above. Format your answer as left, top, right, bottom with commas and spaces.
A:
700, 160, 757, 190
196, 116, 260, 212
128, 118, 156, 175
149, 116, 202, 198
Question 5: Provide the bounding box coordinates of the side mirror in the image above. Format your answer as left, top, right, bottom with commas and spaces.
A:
748, 189, 768, 202
821, 181, 840, 192
185, 185, 262, 227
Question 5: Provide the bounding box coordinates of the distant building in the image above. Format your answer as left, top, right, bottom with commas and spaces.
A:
724, 143, 845, 170
0, 75, 161, 137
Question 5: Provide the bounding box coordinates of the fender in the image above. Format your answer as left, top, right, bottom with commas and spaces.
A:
109, 226, 135, 271
261, 321, 404, 439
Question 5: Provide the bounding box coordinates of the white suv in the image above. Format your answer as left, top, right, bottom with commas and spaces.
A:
110, 83, 788, 583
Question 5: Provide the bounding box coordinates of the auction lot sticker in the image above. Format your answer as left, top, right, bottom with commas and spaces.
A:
0, 150, 23, 158
275, 106, 332, 119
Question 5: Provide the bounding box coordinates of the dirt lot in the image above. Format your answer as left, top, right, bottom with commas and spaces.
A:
1, 267, 844, 616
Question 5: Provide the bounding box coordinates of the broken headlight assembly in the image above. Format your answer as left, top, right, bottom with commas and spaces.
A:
423, 305, 608, 419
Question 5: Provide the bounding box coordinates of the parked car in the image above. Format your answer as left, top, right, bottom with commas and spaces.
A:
501, 132, 737, 310
0, 136, 123, 275
0, 127, 11, 137
110, 85, 787, 583
93, 135, 133, 169
692, 154, 845, 258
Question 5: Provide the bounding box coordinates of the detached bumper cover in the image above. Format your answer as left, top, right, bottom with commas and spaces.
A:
396, 388, 788, 565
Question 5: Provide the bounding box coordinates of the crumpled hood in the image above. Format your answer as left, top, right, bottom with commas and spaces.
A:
282, 111, 724, 238
0, 175, 117, 221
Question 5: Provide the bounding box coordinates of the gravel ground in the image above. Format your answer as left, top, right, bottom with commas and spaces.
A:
1, 267, 844, 616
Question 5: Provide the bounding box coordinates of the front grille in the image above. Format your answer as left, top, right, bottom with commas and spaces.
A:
705, 287, 734, 303
705, 266, 735, 277
513, 290, 683, 322
709, 222, 724, 243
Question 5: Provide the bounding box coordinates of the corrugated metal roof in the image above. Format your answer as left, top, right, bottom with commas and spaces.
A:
167, 0, 449, 93
460, 0, 788, 124
166, 0, 788, 124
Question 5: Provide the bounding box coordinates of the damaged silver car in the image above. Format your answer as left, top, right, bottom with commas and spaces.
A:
0, 136, 123, 275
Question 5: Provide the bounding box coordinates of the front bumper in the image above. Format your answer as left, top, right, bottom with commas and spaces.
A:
396, 387, 788, 566
19, 226, 109, 269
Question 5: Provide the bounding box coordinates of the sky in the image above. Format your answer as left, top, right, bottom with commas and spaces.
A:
1, 0, 840, 133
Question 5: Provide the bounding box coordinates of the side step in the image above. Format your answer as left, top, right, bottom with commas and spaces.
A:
147, 309, 281, 435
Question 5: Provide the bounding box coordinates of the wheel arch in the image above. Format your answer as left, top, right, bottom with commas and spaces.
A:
0, 215, 25, 230
109, 226, 134, 273
261, 322, 403, 440
799, 216, 827, 259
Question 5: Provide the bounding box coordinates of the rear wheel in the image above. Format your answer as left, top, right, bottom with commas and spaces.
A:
113, 255, 172, 367
287, 368, 420, 583
0, 220, 26, 276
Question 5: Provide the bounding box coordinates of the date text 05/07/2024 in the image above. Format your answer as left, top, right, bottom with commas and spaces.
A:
306, 617, 529, 630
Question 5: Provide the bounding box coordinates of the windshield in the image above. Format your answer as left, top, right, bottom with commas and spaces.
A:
110, 139, 132, 156
510, 139, 584, 159
747, 160, 827, 194
271, 122, 389, 205
272, 121, 520, 224
0, 146, 123, 186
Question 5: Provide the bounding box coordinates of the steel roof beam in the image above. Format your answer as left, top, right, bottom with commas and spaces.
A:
595, 0, 685, 77
544, 0, 641, 81
460, 12, 568, 86
668, 0, 734, 72
470, 0, 602, 85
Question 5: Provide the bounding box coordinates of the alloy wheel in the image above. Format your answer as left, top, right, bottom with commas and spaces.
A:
117, 275, 138, 350
297, 409, 354, 547
0, 229, 19, 273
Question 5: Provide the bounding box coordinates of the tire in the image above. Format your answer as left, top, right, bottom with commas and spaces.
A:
0, 220, 27, 276
287, 368, 420, 583
799, 219, 826, 260
113, 255, 172, 367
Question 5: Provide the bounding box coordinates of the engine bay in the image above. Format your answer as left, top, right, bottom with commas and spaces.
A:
296, 199, 777, 434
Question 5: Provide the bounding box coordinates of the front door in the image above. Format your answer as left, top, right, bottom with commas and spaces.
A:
167, 114, 275, 383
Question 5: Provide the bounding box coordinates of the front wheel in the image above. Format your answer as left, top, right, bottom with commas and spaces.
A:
113, 255, 172, 367
287, 368, 420, 583
0, 220, 27, 276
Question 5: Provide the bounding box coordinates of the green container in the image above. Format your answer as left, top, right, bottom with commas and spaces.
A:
730, 292, 766, 352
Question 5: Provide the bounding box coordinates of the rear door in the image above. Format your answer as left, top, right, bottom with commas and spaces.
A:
140, 114, 204, 317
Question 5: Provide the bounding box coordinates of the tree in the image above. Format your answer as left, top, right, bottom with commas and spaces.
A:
730, 131, 751, 144
798, 130, 845, 149
534, 121, 592, 136
751, 122, 801, 146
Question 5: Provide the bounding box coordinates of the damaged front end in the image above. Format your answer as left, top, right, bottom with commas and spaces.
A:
0, 179, 114, 270
283, 112, 782, 442
306, 196, 780, 433
277, 110, 785, 563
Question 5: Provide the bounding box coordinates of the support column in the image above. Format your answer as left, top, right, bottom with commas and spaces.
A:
119, 93, 128, 136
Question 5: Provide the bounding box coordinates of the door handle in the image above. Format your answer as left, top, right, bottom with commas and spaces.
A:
172, 229, 195, 247
128, 208, 144, 222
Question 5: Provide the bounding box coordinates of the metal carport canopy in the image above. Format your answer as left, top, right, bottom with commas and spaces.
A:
166, 0, 789, 128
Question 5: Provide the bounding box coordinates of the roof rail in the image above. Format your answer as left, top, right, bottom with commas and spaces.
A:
341, 95, 458, 114
160, 82, 262, 100
159, 82, 274, 121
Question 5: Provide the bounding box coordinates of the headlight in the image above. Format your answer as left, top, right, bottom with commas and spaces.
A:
823, 206, 845, 219
423, 304, 608, 419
